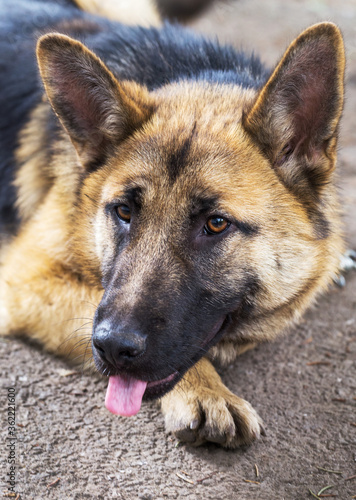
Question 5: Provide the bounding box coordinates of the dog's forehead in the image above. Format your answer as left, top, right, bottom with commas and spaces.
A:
102, 123, 278, 225
100, 82, 282, 219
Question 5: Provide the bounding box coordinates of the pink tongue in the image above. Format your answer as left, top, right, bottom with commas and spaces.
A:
105, 375, 148, 417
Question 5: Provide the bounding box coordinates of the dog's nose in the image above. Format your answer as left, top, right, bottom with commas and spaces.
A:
92, 325, 147, 368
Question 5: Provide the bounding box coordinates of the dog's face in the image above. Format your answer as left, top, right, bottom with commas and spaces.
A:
37, 23, 344, 412
86, 86, 268, 393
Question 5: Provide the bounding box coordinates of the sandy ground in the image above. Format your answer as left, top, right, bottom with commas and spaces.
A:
1, 0, 355, 499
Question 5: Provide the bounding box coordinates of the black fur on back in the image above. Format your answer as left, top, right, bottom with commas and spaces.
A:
0, 0, 270, 236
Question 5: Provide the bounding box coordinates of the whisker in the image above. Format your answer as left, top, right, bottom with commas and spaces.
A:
78, 300, 98, 310
81, 337, 93, 374
59, 317, 94, 324
59, 321, 93, 341
56, 325, 93, 353
63, 334, 91, 356
65, 339, 92, 358
59, 327, 92, 343
68, 348, 92, 365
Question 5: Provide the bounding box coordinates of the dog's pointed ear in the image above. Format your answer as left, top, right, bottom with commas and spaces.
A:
37, 34, 154, 171
243, 22, 345, 195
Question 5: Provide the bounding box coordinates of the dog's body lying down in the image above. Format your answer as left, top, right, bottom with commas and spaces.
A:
0, 0, 346, 447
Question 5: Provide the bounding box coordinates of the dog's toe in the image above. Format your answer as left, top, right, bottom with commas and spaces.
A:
334, 249, 356, 286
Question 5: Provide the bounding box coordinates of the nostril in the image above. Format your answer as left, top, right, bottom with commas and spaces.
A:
94, 343, 106, 357
115, 334, 146, 359
92, 335, 108, 362
119, 347, 140, 359
92, 325, 147, 368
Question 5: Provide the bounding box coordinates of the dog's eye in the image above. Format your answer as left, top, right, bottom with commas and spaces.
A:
204, 216, 230, 235
115, 204, 131, 223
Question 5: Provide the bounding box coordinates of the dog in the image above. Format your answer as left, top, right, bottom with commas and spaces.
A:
0, 0, 346, 448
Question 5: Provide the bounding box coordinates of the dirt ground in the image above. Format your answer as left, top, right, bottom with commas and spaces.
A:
1, 0, 356, 499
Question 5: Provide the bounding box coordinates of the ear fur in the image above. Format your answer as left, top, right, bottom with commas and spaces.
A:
243, 22, 345, 198
37, 33, 154, 171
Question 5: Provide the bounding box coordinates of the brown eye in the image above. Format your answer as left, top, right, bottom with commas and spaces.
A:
116, 204, 131, 223
204, 216, 230, 235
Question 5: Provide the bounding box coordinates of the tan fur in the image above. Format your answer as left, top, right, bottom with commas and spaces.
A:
14, 101, 53, 223
0, 22, 346, 448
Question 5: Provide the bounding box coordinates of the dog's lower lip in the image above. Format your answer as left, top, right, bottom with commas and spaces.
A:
147, 372, 177, 388
143, 371, 180, 400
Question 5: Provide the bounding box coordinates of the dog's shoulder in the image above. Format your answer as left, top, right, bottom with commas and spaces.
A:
0, 0, 81, 235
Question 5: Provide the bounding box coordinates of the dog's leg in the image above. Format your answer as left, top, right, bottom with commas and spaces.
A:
0, 242, 103, 365
161, 357, 264, 448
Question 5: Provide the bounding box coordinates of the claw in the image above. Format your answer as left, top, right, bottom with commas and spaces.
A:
339, 249, 356, 273
334, 249, 356, 287
345, 249, 356, 260
190, 419, 199, 430
333, 274, 346, 288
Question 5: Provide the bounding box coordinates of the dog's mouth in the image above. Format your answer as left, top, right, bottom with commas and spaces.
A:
104, 315, 229, 417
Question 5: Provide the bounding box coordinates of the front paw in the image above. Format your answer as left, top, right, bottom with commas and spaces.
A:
161, 384, 265, 449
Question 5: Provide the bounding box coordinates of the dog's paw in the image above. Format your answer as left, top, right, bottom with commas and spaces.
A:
161, 385, 265, 448
334, 249, 356, 287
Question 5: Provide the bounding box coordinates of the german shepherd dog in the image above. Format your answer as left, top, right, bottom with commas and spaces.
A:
0, 0, 346, 448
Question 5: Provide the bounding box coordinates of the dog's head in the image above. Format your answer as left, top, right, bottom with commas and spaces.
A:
37, 23, 344, 415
